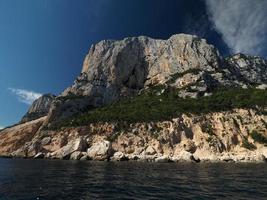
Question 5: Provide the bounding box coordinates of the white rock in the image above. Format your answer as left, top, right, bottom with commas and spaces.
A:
70, 151, 83, 160
51, 137, 85, 159
87, 140, 112, 161
110, 152, 128, 161
155, 155, 170, 163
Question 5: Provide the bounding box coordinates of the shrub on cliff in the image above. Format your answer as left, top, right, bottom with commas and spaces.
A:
56, 87, 267, 128
250, 130, 267, 145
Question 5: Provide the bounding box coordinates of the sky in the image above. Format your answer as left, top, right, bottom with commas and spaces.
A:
0, 0, 267, 128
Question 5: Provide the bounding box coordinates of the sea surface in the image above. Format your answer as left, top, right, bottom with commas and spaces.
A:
0, 159, 266, 200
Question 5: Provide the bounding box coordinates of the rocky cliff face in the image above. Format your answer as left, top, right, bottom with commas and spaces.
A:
0, 117, 46, 157
44, 34, 267, 128
62, 34, 220, 102
21, 94, 55, 123
223, 54, 267, 87
1, 109, 267, 162
1, 33, 267, 162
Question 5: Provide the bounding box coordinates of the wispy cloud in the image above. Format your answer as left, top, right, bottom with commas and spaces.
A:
9, 88, 42, 105
205, 0, 267, 55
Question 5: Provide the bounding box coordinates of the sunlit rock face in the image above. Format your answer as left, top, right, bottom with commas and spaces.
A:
62, 34, 267, 105
44, 34, 267, 127
62, 34, 221, 105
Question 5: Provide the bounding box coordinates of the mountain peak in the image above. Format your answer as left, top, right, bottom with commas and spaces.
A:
20, 93, 56, 123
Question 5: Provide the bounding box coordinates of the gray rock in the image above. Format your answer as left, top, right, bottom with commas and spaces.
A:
87, 140, 112, 161
145, 146, 157, 155
224, 54, 267, 85
110, 152, 129, 161
51, 137, 85, 159
41, 137, 51, 146
21, 94, 56, 123
80, 155, 88, 161
155, 155, 170, 163
70, 151, 83, 160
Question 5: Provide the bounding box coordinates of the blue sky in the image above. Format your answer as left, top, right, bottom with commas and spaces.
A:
0, 0, 266, 128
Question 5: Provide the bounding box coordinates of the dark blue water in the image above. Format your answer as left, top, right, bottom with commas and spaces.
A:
0, 159, 266, 200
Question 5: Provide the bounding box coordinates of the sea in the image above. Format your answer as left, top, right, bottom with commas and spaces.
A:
0, 159, 266, 200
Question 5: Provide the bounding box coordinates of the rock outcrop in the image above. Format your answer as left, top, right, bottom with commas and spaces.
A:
21, 94, 56, 123
0, 117, 46, 157
87, 140, 112, 161
1, 108, 266, 162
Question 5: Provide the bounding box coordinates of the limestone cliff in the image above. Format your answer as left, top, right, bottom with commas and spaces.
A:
0, 33, 267, 162
44, 34, 267, 128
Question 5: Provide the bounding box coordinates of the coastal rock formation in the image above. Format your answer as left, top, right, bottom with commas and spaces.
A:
0, 117, 46, 157
0, 33, 267, 162
223, 54, 267, 85
1, 109, 266, 162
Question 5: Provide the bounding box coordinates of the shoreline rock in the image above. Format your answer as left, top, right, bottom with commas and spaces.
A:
0, 108, 266, 163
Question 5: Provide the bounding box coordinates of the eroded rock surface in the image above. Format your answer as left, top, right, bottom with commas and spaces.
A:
43, 34, 267, 127
1, 109, 266, 162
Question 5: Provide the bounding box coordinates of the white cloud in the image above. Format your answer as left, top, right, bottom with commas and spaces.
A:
205, 0, 267, 55
0, 126, 4, 130
9, 88, 42, 105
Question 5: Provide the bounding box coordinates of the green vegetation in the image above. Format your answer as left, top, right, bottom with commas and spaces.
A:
233, 118, 240, 129
56, 87, 267, 128
261, 119, 267, 129
206, 136, 213, 143
242, 138, 257, 150
201, 123, 215, 136
57, 93, 85, 102
107, 132, 121, 142
250, 130, 267, 145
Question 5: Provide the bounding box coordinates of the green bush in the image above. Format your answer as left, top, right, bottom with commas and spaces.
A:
250, 130, 267, 145
56, 87, 267, 128
242, 138, 256, 150
201, 123, 215, 136
107, 132, 121, 142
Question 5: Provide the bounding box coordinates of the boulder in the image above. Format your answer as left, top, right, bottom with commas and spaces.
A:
41, 137, 51, 146
80, 155, 89, 161
70, 151, 83, 160
155, 155, 170, 163
182, 140, 197, 153
51, 137, 85, 159
87, 140, 112, 161
172, 150, 193, 162
145, 146, 156, 155
111, 152, 129, 161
